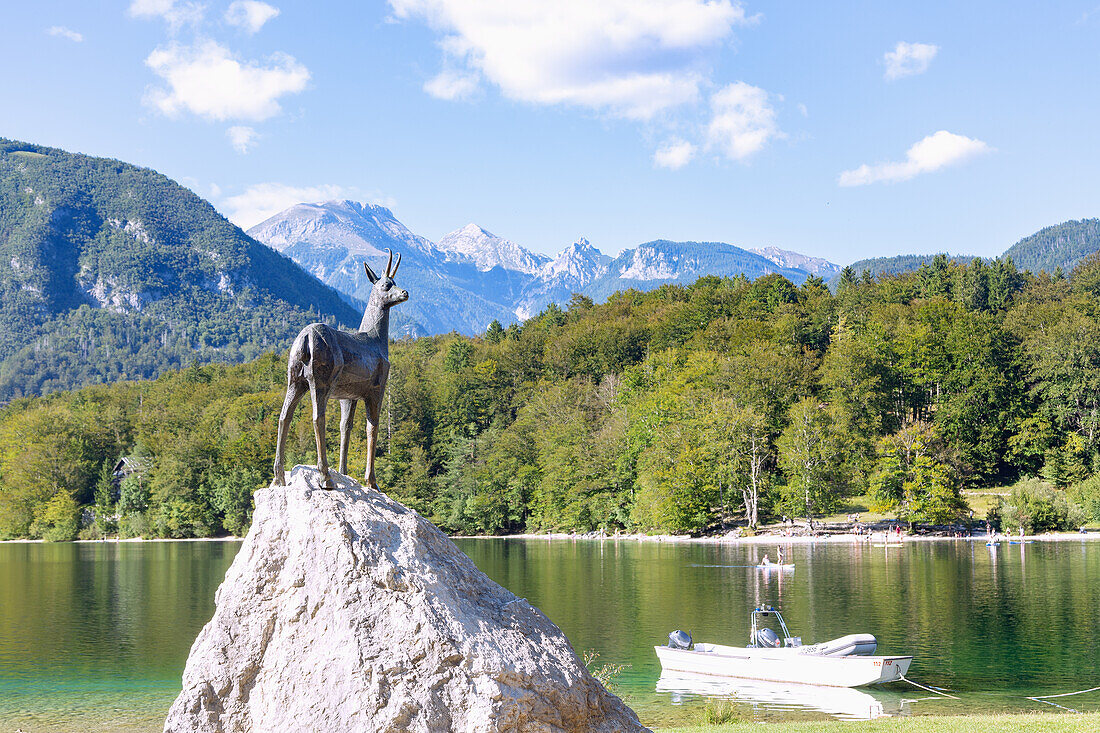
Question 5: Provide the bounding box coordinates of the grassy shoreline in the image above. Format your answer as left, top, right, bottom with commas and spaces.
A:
656, 711, 1100, 732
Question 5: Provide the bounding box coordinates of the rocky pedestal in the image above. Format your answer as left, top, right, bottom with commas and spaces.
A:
164, 466, 648, 733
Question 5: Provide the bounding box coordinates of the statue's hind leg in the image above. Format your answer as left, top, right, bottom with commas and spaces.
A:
273, 379, 306, 486
310, 382, 335, 489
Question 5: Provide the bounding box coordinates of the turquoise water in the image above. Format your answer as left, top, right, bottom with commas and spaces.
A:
1, 537, 1098, 730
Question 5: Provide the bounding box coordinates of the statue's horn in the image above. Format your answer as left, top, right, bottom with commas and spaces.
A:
392, 251, 401, 277
385, 248, 393, 277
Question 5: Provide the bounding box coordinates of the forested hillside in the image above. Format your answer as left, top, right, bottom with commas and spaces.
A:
829, 218, 1100, 289
3, 255, 1099, 541
1002, 218, 1100, 274
0, 139, 358, 399
829, 254, 976, 289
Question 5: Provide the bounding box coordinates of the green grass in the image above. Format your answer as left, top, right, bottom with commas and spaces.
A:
962, 487, 1011, 518
815, 495, 892, 524
657, 711, 1100, 732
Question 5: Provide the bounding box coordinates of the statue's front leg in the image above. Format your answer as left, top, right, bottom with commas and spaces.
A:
338, 399, 356, 475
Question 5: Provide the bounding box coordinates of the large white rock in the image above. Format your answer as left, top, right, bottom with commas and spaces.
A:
164, 466, 648, 733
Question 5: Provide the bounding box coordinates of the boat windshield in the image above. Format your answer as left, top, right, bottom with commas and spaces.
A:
748, 606, 801, 648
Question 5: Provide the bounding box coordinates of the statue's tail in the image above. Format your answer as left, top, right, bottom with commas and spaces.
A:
287, 325, 320, 382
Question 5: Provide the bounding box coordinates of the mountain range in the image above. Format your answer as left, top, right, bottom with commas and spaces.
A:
248, 202, 839, 336
3, 136, 1099, 399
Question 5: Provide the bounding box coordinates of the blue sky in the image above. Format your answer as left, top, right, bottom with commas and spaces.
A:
3, 1, 1099, 264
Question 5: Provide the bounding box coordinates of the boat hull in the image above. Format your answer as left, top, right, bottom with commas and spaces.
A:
655, 643, 912, 687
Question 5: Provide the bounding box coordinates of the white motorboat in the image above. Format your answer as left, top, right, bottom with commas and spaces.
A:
655, 605, 912, 688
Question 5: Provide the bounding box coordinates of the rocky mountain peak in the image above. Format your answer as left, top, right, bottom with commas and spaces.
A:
539, 240, 609, 286
437, 223, 549, 275
750, 245, 840, 277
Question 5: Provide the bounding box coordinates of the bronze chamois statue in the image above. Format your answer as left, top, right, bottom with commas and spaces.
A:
273, 249, 408, 490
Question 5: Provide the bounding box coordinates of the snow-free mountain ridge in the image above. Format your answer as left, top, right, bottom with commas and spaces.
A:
751, 246, 841, 277
248, 201, 838, 336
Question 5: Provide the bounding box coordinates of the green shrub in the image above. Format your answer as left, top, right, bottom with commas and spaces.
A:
119, 512, 150, 539
1068, 474, 1100, 523
994, 478, 1086, 533
702, 698, 744, 724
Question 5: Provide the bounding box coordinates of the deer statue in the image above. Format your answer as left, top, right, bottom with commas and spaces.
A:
272, 249, 408, 490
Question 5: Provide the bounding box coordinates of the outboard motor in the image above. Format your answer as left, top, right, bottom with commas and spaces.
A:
668, 630, 693, 650
756, 627, 781, 648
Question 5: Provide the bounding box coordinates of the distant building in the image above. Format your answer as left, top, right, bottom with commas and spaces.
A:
111, 456, 152, 500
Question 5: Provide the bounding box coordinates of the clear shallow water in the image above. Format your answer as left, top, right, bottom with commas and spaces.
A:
1, 537, 1098, 731
455, 538, 1100, 726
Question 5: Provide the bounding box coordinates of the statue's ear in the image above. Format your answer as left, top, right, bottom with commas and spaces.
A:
363, 261, 379, 284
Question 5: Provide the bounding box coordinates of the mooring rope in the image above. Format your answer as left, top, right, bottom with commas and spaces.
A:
1026, 685, 1100, 713
898, 674, 960, 700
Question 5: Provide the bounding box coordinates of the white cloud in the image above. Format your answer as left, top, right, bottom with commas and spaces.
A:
129, 0, 205, 30
221, 183, 352, 228
884, 41, 938, 80
227, 125, 259, 153
225, 0, 280, 34
389, 0, 755, 119
838, 130, 990, 186
424, 69, 479, 100
144, 40, 309, 121
46, 26, 83, 42
705, 81, 781, 161
653, 138, 696, 169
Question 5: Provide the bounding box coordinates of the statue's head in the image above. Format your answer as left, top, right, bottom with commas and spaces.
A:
364, 249, 409, 308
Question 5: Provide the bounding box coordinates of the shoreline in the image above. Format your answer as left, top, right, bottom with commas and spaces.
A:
1, 536, 244, 544
453, 530, 1100, 545
7, 532, 1096, 545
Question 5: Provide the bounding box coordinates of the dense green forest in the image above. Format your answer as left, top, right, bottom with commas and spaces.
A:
2, 254, 1100, 541
1002, 218, 1100, 275
829, 254, 976, 289
0, 139, 357, 400
828, 218, 1100, 290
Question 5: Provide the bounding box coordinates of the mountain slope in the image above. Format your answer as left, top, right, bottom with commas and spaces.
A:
584, 240, 810, 302
248, 202, 520, 336
751, 246, 840, 277
1002, 218, 1100, 274
437, 223, 549, 275
0, 139, 357, 399
514, 238, 610, 318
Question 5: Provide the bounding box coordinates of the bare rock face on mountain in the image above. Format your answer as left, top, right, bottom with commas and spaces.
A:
164, 465, 647, 733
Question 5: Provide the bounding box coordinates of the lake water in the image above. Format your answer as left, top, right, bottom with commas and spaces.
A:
1, 537, 1098, 731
